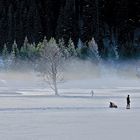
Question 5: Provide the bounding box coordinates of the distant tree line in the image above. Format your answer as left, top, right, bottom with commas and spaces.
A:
0, 0, 139, 59
1, 36, 103, 70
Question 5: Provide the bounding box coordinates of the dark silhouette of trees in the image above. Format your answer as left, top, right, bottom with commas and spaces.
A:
0, 0, 139, 58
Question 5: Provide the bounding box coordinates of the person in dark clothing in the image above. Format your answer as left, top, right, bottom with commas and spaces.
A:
109, 102, 118, 108
91, 90, 94, 97
126, 95, 130, 109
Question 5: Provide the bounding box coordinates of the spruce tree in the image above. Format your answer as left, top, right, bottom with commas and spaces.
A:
77, 38, 84, 49
2, 43, 9, 60
10, 40, 19, 68
2, 43, 9, 70
42, 36, 48, 48
88, 37, 100, 61
10, 42, 16, 65
12, 40, 19, 58
20, 37, 30, 60
76, 38, 84, 57
67, 38, 77, 57
58, 38, 69, 59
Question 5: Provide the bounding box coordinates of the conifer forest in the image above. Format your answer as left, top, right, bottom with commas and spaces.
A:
0, 0, 139, 60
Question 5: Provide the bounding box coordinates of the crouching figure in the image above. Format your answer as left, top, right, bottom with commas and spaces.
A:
109, 102, 118, 108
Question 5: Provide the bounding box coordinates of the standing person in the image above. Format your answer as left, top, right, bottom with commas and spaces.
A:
91, 90, 94, 97
126, 95, 130, 109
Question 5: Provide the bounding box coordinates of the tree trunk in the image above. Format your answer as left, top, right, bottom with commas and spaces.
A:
54, 83, 58, 96
53, 73, 59, 96
54, 79, 58, 96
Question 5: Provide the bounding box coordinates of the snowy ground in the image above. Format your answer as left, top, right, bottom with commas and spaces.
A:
0, 71, 140, 140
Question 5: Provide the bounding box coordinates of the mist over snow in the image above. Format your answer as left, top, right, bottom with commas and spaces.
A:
61, 59, 140, 89
0, 59, 140, 95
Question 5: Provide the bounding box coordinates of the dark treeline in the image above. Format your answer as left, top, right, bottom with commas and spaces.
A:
0, 0, 139, 59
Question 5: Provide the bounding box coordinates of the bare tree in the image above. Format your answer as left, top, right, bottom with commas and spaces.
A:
40, 38, 63, 96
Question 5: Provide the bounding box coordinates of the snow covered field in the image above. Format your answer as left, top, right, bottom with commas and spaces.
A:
0, 71, 140, 140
